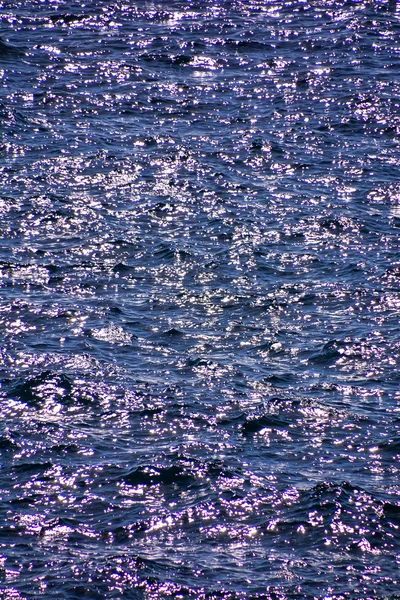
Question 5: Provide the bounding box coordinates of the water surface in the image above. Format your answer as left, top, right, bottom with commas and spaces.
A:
1, 1, 400, 598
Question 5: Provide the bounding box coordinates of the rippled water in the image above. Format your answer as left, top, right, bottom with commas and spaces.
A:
1, 0, 400, 598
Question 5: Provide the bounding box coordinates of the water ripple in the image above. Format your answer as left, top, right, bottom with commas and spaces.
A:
1, 0, 400, 598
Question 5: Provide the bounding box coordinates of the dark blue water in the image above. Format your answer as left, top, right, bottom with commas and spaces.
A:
1, 0, 400, 597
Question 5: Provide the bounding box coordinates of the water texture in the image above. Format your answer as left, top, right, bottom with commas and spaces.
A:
0, 0, 400, 598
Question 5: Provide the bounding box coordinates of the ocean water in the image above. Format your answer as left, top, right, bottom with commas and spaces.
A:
1, 0, 400, 598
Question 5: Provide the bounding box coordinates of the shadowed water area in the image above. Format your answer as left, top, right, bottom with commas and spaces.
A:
0, 0, 400, 598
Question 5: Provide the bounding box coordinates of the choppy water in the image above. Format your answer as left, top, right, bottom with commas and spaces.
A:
1, 0, 400, 598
